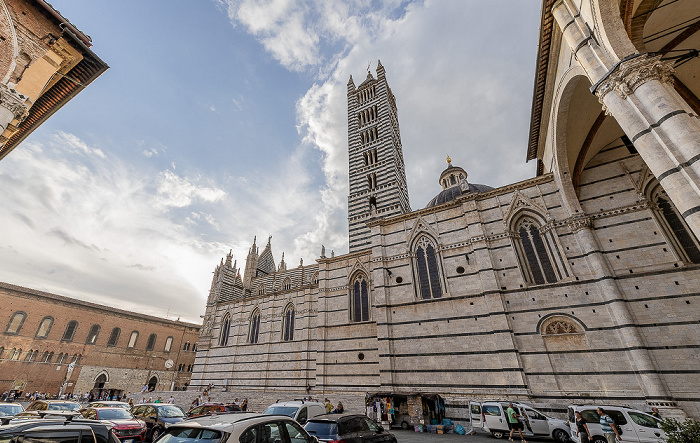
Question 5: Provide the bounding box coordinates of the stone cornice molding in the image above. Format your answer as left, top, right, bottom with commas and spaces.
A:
0, 83, 29, 121
566, 215, 592, 233
593, 54, 674, 110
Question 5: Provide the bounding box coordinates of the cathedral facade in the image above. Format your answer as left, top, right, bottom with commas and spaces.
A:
191, 0, 700, 419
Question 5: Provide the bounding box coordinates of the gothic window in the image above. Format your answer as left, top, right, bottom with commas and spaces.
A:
512, 216, 561, 285
183, 341, 190, 351
146, 333, 157, 351
413, 236, 443, 299
35, 316, 53, 338
248, 309, 261, 344
10, 348, 21, 360
283, 278, 292, 291
219, 314, 231, 346
192, 343, 197, 352
164, 336, 173, 353
85, 324, 100, 345
649, 184, 700, 263
127, 331, 139, 348
62, 321, 78, 342
46, 352, 54, 362
281, 304, 295, 342
350, 273, 370, 322
5, 312, 26, 334
24, 349, 34, 361
107, 327, 121, 347
57, 353, 65, 364
257, 284, 265, 295
312, 272, 319, 285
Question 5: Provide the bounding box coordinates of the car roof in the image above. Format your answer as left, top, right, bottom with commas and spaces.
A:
307, 413, 363, 422
0, 403, 23, 406
267, 401, 323, 407
173, 413, 292, 432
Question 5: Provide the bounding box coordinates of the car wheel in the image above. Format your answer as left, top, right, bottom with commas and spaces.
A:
591, 437, 606, 443
401, 421, 409, 430
491, 431, 505, 439
553, 429, 569, 443
151, 427, 162, 442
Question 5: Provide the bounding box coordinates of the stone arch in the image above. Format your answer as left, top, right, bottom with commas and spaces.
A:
94, 371, 109, 384
537, 313, 587, 335
349, 270, 370, 323
591, 0, 639, 60
551, 68, 597, 217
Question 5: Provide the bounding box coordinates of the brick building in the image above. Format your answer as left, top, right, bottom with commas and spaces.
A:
191, 0, 700, 421
0, 282, 200, 398
0, 0, 107, 161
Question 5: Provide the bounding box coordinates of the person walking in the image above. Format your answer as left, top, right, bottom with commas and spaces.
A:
574, 411, 592, 443
324, 398, 333, 414
597, 408, 620, 443
651, 407, 661, 419
506, 403, 526, 443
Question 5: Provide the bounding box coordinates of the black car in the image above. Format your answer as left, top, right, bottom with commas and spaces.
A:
0, 416, 121, 443
129, 404, 186, 441
304, 414, 397, 443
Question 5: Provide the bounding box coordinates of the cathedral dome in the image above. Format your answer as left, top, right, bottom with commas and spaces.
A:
425, 156, 493, 208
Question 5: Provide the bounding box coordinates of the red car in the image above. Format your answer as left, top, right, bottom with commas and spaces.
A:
81, 407, 147, 442
186, 403, 241, 418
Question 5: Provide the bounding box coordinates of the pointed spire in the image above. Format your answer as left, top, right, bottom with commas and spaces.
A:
225, 249, 233, 267
267, 235, 272, 247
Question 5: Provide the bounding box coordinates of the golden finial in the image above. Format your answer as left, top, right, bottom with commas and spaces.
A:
446, 154, 452, 165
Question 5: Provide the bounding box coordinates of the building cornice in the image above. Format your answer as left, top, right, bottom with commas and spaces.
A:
0, 281, 200, 329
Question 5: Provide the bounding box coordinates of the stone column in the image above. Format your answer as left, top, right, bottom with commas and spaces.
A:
568, 216, 673, 403
0, 83, 28, 142
552, 0, 700, 240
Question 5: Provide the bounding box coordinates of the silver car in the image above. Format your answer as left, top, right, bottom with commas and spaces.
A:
159, 413, 319, 443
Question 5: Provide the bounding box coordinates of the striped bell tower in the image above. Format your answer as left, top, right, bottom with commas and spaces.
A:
347, 61, 411, 252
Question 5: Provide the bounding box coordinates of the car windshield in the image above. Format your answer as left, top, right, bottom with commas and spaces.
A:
98, 409, 134, 420
304, 421, 337, 437
157, 405, 185, 418
0, 405, 22, 416
48, 403, 81, 411
263, 406, 298, 418
158, 428, 222, 443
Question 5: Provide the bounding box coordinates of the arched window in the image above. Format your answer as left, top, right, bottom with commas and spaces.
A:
649, 183, 700, 263
10, 348, 21, 360
350, 273, 370, 322
512, 216, 561, 285
312, 272, 319, 285
248, 309, 261, 344
46, 352, 54, 362
57, 353, 65, 364
62, 321, 78, 342
40, 351, 48, 362
164, 336, 173, 353
0, 347, 4, 358
219, 314, 231, 346
146, 333, 157, 351
85, 324, 100, 344
413, 236, 443, 299
127, 331, 139, 348
282, 304, 294, 342
192, 343, 197, 352
283, 278, 291, 291
107, 328, 121, 347
5, 311, 26, 334
24, 349, 34, 362
183, 341, 190, 351
257, 284, 265, 295
35, 316, 53, 338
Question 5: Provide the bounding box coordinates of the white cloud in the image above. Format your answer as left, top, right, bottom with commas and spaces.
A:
55, 131, 106, 159
142, 147, 158, 158
156, 170, 226, 209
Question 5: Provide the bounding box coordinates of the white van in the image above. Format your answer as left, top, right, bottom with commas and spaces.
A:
566, 405, 666, 443
469, 401, 570, 442
263, 400, 326, 425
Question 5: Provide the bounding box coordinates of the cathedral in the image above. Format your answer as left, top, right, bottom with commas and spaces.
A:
191, 0, 700, 420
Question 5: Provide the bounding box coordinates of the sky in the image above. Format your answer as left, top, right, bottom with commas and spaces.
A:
0, 0, 541, 323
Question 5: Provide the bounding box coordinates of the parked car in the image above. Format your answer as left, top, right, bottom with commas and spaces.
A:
130, 404, 186, 441
0, 416, 120, 443
0, 403, 23, 417
469, 401, 570, 442
24, 400, 82, 412
160, 412, 318, 443
567, 405, 666, 443
305, 413, 398, 443
187, 403, 241, 418
263, 400, 326, 425
90, 401, 132, 410
81, 407, 147, 442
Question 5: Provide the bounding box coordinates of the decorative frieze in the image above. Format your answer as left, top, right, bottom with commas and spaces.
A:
0, 83, 29, 122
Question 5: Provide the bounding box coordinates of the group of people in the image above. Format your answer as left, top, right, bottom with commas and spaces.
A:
323, 398, 344, 414
189, 395, 248, 411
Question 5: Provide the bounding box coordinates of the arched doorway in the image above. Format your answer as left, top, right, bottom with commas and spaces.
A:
147, 375, 158, 392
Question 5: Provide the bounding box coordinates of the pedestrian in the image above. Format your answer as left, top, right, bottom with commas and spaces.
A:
333, 401, 344, 413
128, 398, 134, 408
574, 411, 591, 443
324, 398, 333, 414
241, 399, 248, 411
506, 403, 526, 443
651, 407, 661, 419
168, 395, 175, 404
597, 408, 620, 443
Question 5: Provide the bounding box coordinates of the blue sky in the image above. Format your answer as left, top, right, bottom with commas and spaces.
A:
0, 0, 541, 323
